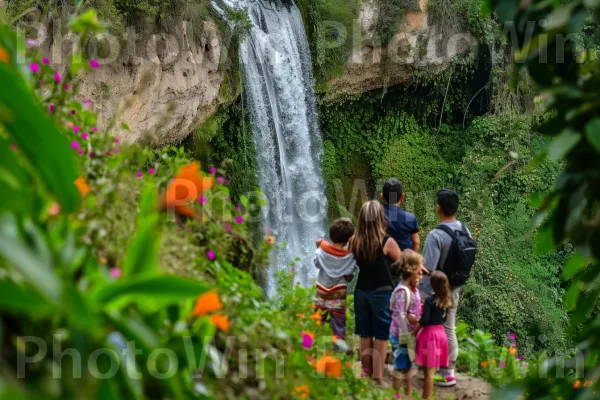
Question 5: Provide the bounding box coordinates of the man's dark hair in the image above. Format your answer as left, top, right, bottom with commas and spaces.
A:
382, 178, 403, 204
437, 189, 459, 216
330, 217, 355, 244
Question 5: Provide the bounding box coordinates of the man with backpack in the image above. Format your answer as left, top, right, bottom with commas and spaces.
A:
419, 189, 477, 387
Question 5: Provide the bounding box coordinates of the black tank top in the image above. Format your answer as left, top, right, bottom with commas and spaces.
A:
355, 235, 394, 291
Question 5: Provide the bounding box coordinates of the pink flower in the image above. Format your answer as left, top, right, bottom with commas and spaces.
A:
148, 168, 156, 175
65, 84, 72, 90
53, 72, 61, 83
90, 59, 99, 69
114, 137, 120, 143
9, 144, 17, 151
225, 180, 230, 185
42, 58, 50, 65
48, 104, 55, 113
206, 250, 216, 261
89, 152, 96, 158
109, 268, 122, 278
265, 227, 272, 234
235, 216, 244, 225
217, 177, 224, 184
26, 39, 36, 48
29, 62, 40, 73
395, 395, 401, 399
72, 125, 80, 133
199, 196, 207, 204
92, 127, 98, 132
301, 332, 314, 349
499, 362, 505, 368
83, 100, 93, 107
518, 355, 524, 361
225, 224, 231, 231
236, 206, 241, 212
71, 141, 80, 149
113, 148, 119, 155
209, 167, 216, 175
508, 333, 516, 340
78, 150, 84, 155
105, 151, 111, 156
291, 267, 297, 273
81, 133, 89, 140
71, 110, 76, 115
136, 172, 143, 178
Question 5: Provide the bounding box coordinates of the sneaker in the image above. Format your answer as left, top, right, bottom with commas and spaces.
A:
435, 369, 457, 387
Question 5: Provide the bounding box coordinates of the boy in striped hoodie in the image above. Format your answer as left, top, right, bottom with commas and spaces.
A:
314, 218, 357, 340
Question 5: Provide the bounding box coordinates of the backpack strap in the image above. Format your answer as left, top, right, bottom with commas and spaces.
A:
460, 222, 469, 235
390, 285, 412, 314
435, 224, 456, 239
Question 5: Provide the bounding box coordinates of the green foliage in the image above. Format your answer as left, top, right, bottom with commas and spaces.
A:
485, 0, 600, 397
428, 0, 495, 42
374, 0, 420, 45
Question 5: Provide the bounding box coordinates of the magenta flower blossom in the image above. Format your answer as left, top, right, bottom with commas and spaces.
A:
511, 342, 517, 347
225, 180, 230, 185
42, 58, 50, 65
40, 81, 45, 86
508, 333, 516, 340
81, 133, 89, 140
235, 215, 244, 225
48, 104, 55, 113
518, 355, 524, 361
72, 125, 80, 133
499, 362, 505, 368
217, 177, 225, 184
206, 250, 216, 261
105, 151, 111, 156
90, 59, 99, 69
65, 84, 72, 90
114, 137, 120, 143
78, 150, 84, 156
209, 167, 216, 175
147, 168, 156, 175
83, 100, 93, 107
236, 206, 241, 212
225, 224, 231, 231
26, 39, 36, 48
136, 172, 143, 178
265, 227, 272, 234
109, 268, 122, 278
29, 62, 40, 73
291, 267, 297, 273
523, 363, 528, 368
199, 196, 207, 204
396, 395, 401, 399
71, 110, 76, 115
70, 141, 80, 149
301, 332, 314, 349
89, 152, 96, 158
9, 144, 17, 151
54, 72, 61, 83
113, 149, 119, 155
92, 127, 98, 132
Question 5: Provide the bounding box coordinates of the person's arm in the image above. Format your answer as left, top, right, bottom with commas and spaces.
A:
411, 233, 421, 252
422, 231, 441, 275
407, 314, 419, 325
413, 322, 422, 336
315, 239, 323, 248
383, 237, 402, 262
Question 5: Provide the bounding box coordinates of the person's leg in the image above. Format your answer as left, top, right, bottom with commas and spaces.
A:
439, 287, 460, 386
372, 338, 388, 384
360, 337, 374, 377
405, 367, 413, 395
423, 367, 435, 399
330, 308, 346, 340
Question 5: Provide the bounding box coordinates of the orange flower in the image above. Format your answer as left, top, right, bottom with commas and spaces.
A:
573, 380, 581, 389
314, 356, 342, 378
481, 360, 489, 368
345, 361, 353, 368
309, 310, 321, 320
161, 162, 214, 218
0, 46, 9, 63
211, 314, 230, 332
583, 380, 593, 387
266, 235, 276, 245
296, 313, 305, 319
508, 347, 517, 355
74, 177, 90, 196
295, 384, 310, 399
192, 291, 223, 317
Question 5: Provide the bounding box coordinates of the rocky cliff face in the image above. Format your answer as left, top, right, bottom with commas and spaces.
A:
76, 21, 224, 146
326, 0, 475, 98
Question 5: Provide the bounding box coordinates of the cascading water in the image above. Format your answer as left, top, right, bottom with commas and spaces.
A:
213, 0, 327, 293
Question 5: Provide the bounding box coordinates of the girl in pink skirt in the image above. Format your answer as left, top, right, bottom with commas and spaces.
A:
414, 271, 452, 399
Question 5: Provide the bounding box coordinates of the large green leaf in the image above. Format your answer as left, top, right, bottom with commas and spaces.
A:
0, 215, 61, 303
585, 117, 600, 152
0, 281, 52, 317
0, 27, 80, 212
123, 185, 161, 277
93, 274, 210, 305
63, 285, 99, 332
0, 139, 32, 214
547, 129, 581, 161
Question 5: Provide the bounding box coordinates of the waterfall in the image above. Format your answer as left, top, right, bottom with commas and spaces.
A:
213, 0, 327, 293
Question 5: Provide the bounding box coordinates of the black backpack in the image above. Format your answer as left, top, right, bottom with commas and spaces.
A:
436, 223, 477, 287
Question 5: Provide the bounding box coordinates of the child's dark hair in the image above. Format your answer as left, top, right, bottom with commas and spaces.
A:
382, 178, 403, 204
391, 249, 422, 280
330, 217, 355, 244
430, 271, 452, 309
437, 189, 459, 216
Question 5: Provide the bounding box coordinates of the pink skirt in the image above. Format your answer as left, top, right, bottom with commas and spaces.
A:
415, 325, 449, 369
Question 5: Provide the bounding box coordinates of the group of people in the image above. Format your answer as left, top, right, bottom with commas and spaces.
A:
313, 178, 475, 399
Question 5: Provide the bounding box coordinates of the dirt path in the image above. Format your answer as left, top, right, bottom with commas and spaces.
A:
384, 365, 492, 400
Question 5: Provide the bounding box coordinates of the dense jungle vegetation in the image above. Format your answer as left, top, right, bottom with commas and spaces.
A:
1, 0, 600, 399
